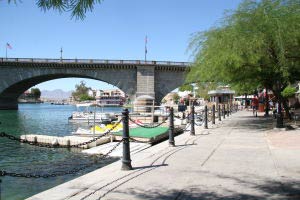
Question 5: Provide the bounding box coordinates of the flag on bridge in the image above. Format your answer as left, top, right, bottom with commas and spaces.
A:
6, 43, 12, 49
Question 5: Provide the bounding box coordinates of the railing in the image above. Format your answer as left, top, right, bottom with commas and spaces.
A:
0, 57, 191, 67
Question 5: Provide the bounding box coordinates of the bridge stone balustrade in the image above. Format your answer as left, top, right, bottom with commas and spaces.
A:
0, 58, 190, 110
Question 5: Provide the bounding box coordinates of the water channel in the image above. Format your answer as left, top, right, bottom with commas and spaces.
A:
0, 103, 123, 200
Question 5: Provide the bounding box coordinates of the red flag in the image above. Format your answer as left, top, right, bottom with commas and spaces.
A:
6, 43, 12, 49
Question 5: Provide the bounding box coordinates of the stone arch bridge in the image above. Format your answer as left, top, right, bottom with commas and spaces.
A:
0, 58, 190, 110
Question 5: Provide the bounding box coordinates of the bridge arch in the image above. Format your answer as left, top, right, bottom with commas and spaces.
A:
0, 58, 189, 109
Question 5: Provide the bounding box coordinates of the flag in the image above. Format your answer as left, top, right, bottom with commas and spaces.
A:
6, 43, 12, 49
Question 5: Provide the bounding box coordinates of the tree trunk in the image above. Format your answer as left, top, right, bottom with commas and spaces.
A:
282, 98, 291, 120
265, 88, 269, 117
273, 89, 284, 128
244, 93, 248, 108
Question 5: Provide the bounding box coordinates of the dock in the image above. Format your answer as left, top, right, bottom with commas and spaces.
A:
20, 134, 113, 149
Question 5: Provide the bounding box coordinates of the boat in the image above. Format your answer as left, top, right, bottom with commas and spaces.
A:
72, 123, 123, 137
68, 103, 117, 124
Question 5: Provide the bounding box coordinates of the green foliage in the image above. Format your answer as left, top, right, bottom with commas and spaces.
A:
8, 0, 103, 19
172, 93, 180, 103
195, 82, 217, 100
281, 86, 297, 98
72, 81, 91, 101
179, 84, 193, 92
188, 0, 300, 97
79, 94, 95, 101
30, 88, 41, 99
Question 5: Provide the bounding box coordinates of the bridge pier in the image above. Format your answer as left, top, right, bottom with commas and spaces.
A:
0, 98, 18, 110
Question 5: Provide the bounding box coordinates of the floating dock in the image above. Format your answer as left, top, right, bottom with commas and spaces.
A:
20, 134, 113, 149
19, 126, 184, 150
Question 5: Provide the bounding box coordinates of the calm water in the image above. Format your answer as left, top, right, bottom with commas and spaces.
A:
0, 103, 123, 200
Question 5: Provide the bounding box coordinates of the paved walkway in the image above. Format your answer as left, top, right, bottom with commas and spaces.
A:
28, 111, 300, 200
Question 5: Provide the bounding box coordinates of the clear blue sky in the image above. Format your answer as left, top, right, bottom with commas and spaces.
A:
0, 0, 243, 91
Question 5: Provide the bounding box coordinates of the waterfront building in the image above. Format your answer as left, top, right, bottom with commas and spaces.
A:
208, 86, 235, 105
95, 89, 125, 106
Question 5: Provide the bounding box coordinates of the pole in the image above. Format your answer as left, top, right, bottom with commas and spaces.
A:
151, 100, 154, 123
212, 105, 215, 125
121, 109, 133, 170
190, 104, 195, 136
204, 105, 208, 129
218, 104, 221, 121
168, 107, 175, 146
223, 104, 226, 119
144, 35, 147, 61
60, 47, 63, 61
5, 46, 7, 60
93, 106, 96, 140
227, 104, 229, 117
0, 179, 2, 200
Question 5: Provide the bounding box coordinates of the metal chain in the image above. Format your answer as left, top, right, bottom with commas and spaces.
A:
0, 119, 122, 149
0, 139, 124, 178
128, 117, 168, 129
182, 123, 191, 132
129, 137, 150, 143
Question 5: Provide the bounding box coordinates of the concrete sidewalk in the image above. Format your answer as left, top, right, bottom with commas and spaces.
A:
28, 111, 300, 200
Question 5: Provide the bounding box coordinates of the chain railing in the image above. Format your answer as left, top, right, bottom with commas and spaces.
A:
1, 105, 238, 179
0, 119, 122, 149
128, 115, 169, 129
129, 137, 150, 143
0, 139, 123, 178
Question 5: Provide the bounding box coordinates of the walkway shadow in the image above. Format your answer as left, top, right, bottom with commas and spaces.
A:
110, 174, 300, 200
231, 116, 274, 131
175, 143, 197, 147
133, 164, 168, 170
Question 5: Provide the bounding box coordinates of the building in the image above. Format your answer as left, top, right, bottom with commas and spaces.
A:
208, 86, 235, 105
95, 89, 125, 106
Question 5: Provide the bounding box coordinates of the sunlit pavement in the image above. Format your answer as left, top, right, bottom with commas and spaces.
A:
28, 110, 300, 200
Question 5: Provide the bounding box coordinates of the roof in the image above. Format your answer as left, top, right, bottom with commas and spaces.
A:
208, 89, 235, 95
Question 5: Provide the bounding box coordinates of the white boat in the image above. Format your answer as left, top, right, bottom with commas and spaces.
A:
68, 103, 117, 124
72, 123, 123, 137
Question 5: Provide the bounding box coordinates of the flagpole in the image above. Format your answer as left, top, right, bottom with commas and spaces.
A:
144, 35, 147, 62
5, 46, 7, 60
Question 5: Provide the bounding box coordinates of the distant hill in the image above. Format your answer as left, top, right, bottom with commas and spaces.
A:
41, 89, 72, 100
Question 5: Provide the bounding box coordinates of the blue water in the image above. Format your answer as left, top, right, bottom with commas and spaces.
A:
0, 103, 123, 200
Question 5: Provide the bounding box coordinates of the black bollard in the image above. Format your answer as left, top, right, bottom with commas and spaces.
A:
223, 104, 226, 119
218, 104, 222, 121
204, 105, 208, 129
190, 105, 195, 136
169, 107, 175, 146
212, 105, 215, 125
121, 109, 133, 170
